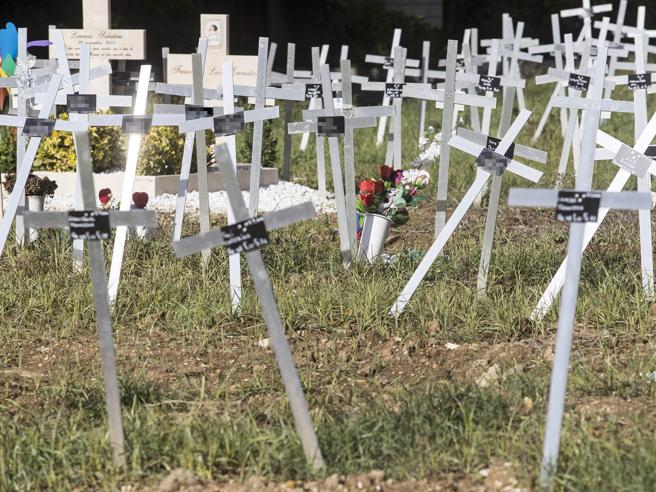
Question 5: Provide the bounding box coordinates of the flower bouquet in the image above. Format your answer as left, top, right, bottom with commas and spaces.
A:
355, 165, 429, 261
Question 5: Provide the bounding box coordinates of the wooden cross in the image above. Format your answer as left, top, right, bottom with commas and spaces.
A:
389, 110, 543, 316
457, 124, 548, 295
298, 45, 329, 151
173, 141, 324, 470
50, 0, 146, 96
517, 53, 635, 453
22, 123, 157, 467
561, 0, 613, 41
48, 31, 133, 272
364, 28, 420, 146
362, 47, 431, 169
507, 187, 650, 488
529, 14, 570, 142
530, 82, 656, 321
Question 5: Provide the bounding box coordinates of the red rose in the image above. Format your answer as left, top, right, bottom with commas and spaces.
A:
373, 180, 384, 194
380, 165, 393, 180
360, 192, 374, 207
132, 192, 149, 209
98, 188, 112, 205
359, 179, 376, 194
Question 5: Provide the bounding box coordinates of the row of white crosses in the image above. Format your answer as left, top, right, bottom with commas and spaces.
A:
0, 33, 131, 258
530, 9, 656, 320
507, 45, 653, 489
289, 62, 384, 264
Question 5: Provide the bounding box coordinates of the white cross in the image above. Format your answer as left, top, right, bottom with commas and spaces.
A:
507, 186, 651, 488
364, 29, 420, 146
22, 125, 156, 467
389, 110, 543, 316
173, 141, 324, 471
561, 0, 613, 41
362, 46, 429, 169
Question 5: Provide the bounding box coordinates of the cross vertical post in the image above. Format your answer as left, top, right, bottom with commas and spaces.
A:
281, 43, 296, 181
248, 37, 270, 217
434, 39, 458, 236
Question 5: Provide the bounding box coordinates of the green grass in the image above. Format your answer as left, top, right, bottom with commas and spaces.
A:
2, 78, 656, 490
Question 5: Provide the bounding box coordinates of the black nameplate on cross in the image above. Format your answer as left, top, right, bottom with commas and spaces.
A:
185, 104, 214, 120
478, 75, 501, 92
383, 56, 394, 70
556, 191, 602, 223
305, 83, 323, 99
22, 118, 56, 137
68, 211, 111, 240
213, 112, 245, 136
385, 83, 405, 98
221, 216, 269, 255
568, 74, 591, 92
122, 115, 153, 134
485, 136, 515, 159
646, 145, 656, 160
628, 73, 651, 91
67, 94, 97, 114
317, 116, 345, 136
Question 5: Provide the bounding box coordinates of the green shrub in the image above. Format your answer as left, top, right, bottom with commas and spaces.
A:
238, 107, 278, 167
137, 125, 214, 176
0, 127, 17, 174
34, 113, 125, 173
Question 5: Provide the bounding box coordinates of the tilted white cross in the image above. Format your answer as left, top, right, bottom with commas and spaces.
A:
173, 141, 324, 470
389, 110, 543, 316
22, 124, 156, 467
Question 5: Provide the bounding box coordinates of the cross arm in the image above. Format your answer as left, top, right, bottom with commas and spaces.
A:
508, 189, 651, 210
495, 48, 543, 63
24, 63, 114, 99
302, 105, 395, 120
456, 128, 548, 163
178, 106, 279, 133
448, 135, 543, 183
456, 72, 526, 89
550, 95, 634, 113
365, 54, 421, 68
561, 4, 612, 18
23, 210, 157, 230
172, 202, 316, 257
